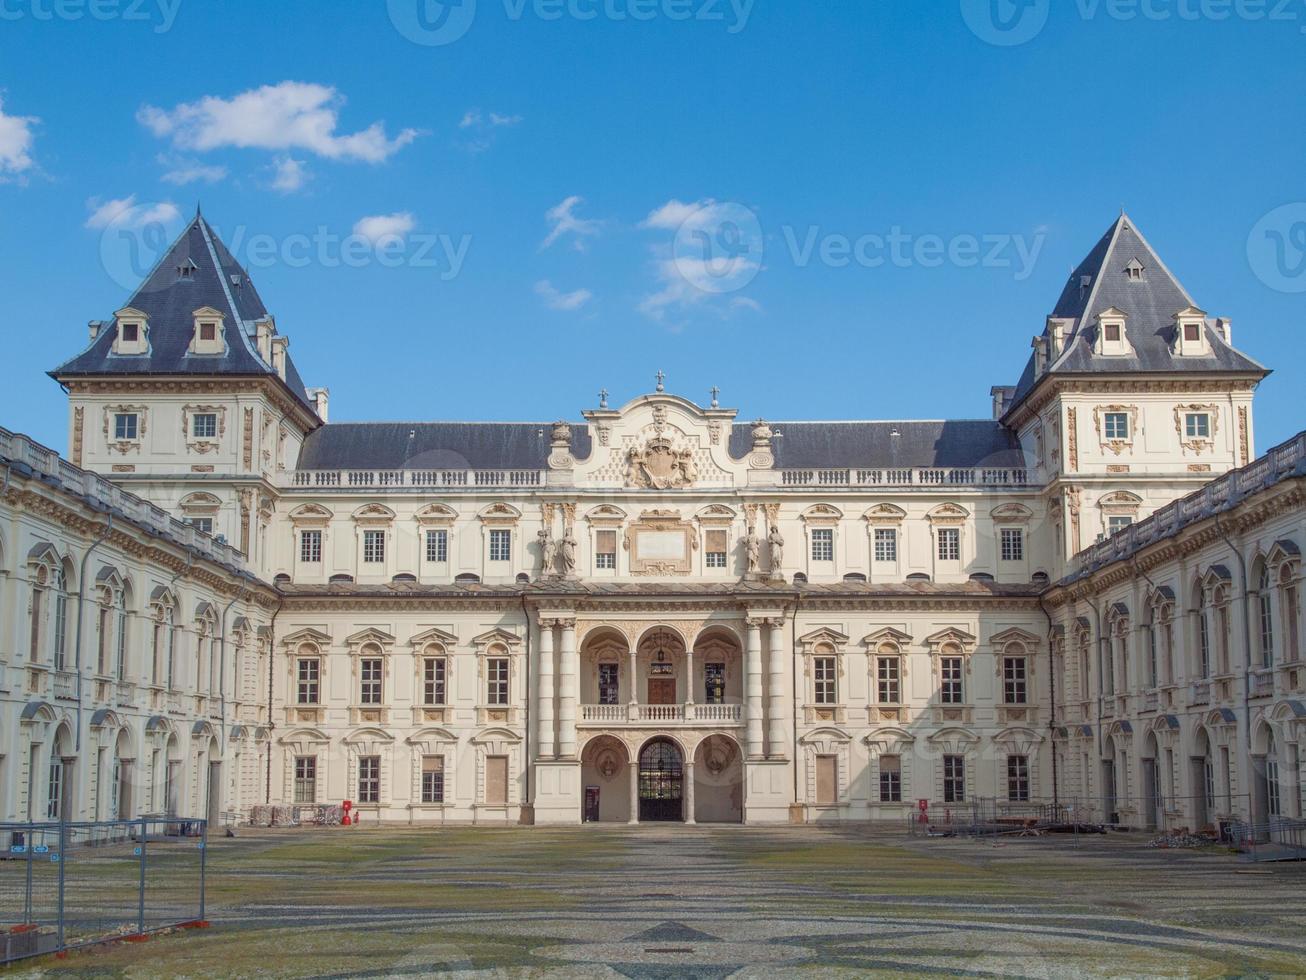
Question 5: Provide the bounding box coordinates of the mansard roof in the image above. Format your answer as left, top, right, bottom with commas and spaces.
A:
1005, 214, 1267, 418
50, 212, 316, 414
296, 418, 1022, 471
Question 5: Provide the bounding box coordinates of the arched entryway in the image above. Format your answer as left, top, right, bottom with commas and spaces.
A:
693, 734, 743, 824
638, 738, 684, 822
580, 735, 631, 823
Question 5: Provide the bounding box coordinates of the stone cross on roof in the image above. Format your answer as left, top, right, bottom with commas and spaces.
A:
655, 370, 665, 393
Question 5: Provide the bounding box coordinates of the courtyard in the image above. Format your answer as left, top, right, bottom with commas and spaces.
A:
7, 825, 1306, 978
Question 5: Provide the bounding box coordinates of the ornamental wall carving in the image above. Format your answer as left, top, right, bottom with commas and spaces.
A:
623, 509, 698, 575
1091, 403, 1139, 456
1174, 404, 1219, 455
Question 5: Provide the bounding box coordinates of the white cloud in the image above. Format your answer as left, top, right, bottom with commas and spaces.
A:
270, 156, 309, 193
456, 109, 522, 153
638, 252, 763, 324
353, 212, 416, 245
641, 199, 708, 230
541, 195, 601, 251
138, 81, 419, 163
157, 155, 227, 185
84, 195, 180, 230
535, 279, 593, 312
489, 112, 523, 127
0, 97, 38, 180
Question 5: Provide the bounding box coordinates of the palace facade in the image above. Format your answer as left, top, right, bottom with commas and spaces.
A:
1, 211, 1301, 829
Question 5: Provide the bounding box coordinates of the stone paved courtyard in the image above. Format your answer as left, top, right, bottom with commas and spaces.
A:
12, 825, 1306, 978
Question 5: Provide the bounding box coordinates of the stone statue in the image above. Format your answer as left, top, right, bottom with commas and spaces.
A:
560, 528, 578, 577
538, 529, 558, 577
677, 449, 698, 485
744, 527, 761, 573
767, 525, 784, 574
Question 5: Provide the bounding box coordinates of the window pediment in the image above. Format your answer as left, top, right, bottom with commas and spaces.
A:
862, 627, 912, 648
410, 627, 458, 649
801, 504, 843, 524
798, 627, 849, 652
290, 504, 333, 525
926, 503, 969, 524
989, 627, 1041, 649
990, 503, 1032, 523
352, 503, 396, 524
864, 503, 907, 525
282, 627, 332, 649
924, 627, 976, 651
346, 628, 396, 651
472, 627, 522, 651
415, 504, 457, 526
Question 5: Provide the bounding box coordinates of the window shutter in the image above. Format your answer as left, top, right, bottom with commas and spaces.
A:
596, 530, 616, 553
705, 530, 727, 553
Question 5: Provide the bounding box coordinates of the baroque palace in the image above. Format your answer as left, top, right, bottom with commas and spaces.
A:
0, 211, 1302, 830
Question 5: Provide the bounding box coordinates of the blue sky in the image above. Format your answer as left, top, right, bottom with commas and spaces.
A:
1, 0, 1303, 453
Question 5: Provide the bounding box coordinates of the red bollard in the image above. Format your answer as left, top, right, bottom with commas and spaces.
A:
341, 799, 352, 827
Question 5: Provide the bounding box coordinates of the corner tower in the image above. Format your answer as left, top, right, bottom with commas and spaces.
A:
997, 214, 1269, 568
50, 211, 325, 573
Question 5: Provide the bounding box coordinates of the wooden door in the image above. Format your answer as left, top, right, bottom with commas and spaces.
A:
485, 755, 508, 806
815, 755, 837, 805
647, 678, 676, 705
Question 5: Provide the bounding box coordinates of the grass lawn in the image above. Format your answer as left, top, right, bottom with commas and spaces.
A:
7, 825, 1306, 977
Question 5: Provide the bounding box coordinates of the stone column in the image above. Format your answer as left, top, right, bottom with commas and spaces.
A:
628, 643, 639, 721
628, 760, 640, 825
745, 619, 764, 759
684, 761, 696, 824
767, 619, 787, 760
685, 644, 696, 722
557, 619, 579, 759
537, 619, 555, 760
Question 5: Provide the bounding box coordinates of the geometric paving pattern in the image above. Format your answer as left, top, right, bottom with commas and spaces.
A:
19, 826, 1306, 977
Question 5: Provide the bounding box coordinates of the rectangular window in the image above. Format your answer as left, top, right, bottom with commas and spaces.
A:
1000, 528, 1024, 562
487, 657, 509, 705
192, 413, 217, 439
421, 755, 445, 804
873, 528, 897, 562
1267, 758, 1281, 818
1104, 412, 1129, 440
97, 607, 110, 675
598, 663, 619, 705
423, 657, 446, 706
362, 530, 386, 564
877, 657, 900, 704
937, 527, 960, 561
357, 756, 380, 804
1107, 515, 1134, 536
1007, 755, 1030, 802
1185, 412, 1211, 439
704, 529, 727, 570
116, 606, 127, 681
53, 592, 68, 671
296, 658, 320, 704
485, 755, 509, 806
1003, 657, 1028, 704
300, 530, 322, 564
47, 759, 63, 820
705, 663, 725, 705
199, 322, 216, 341
810, 528, 834, 562
596, 529, 617, 570
879, 755, 902, 803
941, 656, 964, 704
185, 517, 214, 535
121, 323, 139, 343
293, 756, 317, 804
360, 658, 383, 704
1184, 323, 1201, 342
943, 755, 966, 803
1104, 323, 1121, 342
425, 529, 448, 564
489, 529, 511, 563
813, 656, 837, 705
113, 413, 138, 441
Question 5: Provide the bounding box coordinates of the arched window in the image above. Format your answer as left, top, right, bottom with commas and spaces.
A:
1144, 606, 1158, 689
52, 563, 69, 671
1213, 586, 1231, 675
116, 583, 131, 682
1282, 564, 1301, 664
1255, 563, 1274, 669
1194, 582, 1211, 680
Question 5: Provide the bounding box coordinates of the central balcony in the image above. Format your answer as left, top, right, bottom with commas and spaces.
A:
580, 703, 743, 726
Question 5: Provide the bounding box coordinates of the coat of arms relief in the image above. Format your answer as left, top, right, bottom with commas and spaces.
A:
625, 435, 700, 489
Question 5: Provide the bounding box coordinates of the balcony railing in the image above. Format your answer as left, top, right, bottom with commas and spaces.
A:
1253, 671, 1274, 698
580, 703, 743, 725
283, 468, 545, 490
1191, 680, 1212, 706
779, 467, 1031, 488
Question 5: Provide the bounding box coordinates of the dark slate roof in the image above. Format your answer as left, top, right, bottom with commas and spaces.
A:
728, 420, 1025, 469
51, 213, 316, 414
1006, 215, 1267, 415
297, 422, 593, 470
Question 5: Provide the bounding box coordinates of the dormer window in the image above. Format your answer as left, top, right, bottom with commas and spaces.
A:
111, 308, 149, 355
189, 307, 226, 355
1172, 308, 1210, 356
177, 260, 197, 281
1104, 323, 1121, 343
1125, 258, 1145, 281
1095, 308, 1131, 356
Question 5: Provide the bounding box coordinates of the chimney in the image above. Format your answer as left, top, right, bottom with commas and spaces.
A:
307, 387, 330, 424
88, 320, 104, 341
990, 386, 1015, 421
255, 318, 274, 362
1215, 317, 1233, 345
270, 336, 289, 381
1048, 318, 1069, 358
1031, 335, 1047, 377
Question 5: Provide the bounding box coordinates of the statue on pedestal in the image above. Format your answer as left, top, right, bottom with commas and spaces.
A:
538, 528, 558, 578
767, 525, 785, 577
